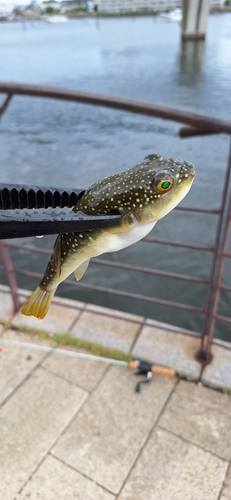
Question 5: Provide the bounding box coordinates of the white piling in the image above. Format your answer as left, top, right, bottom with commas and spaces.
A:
182, 0, 211, 40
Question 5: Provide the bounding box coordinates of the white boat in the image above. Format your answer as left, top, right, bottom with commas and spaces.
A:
160, 8, 182, 23
45, 15, 68, 23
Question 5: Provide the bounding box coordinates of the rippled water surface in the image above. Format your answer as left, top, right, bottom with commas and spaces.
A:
0, 13, 231, 339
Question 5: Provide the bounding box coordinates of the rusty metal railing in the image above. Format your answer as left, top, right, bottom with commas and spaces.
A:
0, 82, 231, 364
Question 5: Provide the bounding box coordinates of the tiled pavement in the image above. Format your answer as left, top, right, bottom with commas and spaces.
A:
0, 284, 231, 500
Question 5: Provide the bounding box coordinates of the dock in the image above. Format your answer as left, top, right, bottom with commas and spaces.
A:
1, 283, 231, 499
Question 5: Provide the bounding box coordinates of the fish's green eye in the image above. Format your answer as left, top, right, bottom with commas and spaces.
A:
157, 179, 173, 192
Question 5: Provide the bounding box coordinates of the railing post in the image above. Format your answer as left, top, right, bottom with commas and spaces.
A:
0, 94, 13, 119
0, 240, 20, 312
199, 142, 231, 363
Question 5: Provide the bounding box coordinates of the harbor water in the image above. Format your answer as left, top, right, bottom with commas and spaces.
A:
0, 13, 231, 339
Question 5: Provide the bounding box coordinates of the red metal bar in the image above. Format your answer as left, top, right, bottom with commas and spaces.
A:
8, 242, 51, 255
1, 82, 231, 135
8, 238, 215, 253
214, 314, 231, 325
12, 267, 205, 314
213, 339, 231, 350
219, 284, 231, 293
201, 142, 231, 361
92, 258, 209, 284
0, 93, 12, 119
223, 252, 231, 259
6, 242, 209, 285
179, 125, 223, 138
144, 236, 214, 252
176, 206, 220, 214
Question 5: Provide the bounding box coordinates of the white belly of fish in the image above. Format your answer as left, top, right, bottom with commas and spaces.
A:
60, 220, 157, 283
103, 221, 157, 253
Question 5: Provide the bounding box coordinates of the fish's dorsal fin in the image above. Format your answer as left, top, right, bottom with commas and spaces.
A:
74, 260, 90, 281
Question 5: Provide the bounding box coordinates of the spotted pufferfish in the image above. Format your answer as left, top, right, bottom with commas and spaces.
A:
21, 154, 195, 319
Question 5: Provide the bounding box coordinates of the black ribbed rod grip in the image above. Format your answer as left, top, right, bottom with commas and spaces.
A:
0, 184, 85, 210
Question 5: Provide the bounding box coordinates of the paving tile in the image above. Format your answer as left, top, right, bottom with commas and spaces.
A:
0, 284, 15, 321
0, 366, 88, 500
70, 304, 142, 352
42, 348, 108, 391
118, 427, 228, 500
202, 344, 231, 390
132, 320, 201, 379
52, 365, 175, 494
19, 454, 115, 500
159, 380, 231, 460
219, 463, 231, 500
12, 291, 84, 335
1, 327, 54, 347
0, 330, 49, 405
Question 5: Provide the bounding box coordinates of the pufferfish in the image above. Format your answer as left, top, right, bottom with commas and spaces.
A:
21, 154, 195, 319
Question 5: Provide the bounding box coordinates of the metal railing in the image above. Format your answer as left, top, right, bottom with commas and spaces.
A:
0, 82, 231, 364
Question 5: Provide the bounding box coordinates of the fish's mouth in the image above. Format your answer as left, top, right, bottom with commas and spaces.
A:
179, 170, 195, 187
174, 160, 195, 183
176, 164, 195, 194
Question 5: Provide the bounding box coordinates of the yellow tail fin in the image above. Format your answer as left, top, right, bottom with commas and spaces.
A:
21, 286, 56, 319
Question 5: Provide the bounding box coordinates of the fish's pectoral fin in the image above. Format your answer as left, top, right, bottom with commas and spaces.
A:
106, 212, 137, 234
74, 259, 90, 281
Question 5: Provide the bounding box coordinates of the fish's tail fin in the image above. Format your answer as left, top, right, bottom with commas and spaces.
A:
21, 286, 56, 319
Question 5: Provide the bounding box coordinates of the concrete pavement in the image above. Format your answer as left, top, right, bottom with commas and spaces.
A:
0, 284, 231, 499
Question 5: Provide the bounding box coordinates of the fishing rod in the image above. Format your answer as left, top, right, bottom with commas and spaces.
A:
0, 338, 176, 392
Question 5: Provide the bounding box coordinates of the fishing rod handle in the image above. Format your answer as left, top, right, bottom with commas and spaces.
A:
128, 360, 176, 378
151, 365, 176, 377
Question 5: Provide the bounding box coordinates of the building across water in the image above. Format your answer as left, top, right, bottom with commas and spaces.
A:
90, 0, 226, 14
